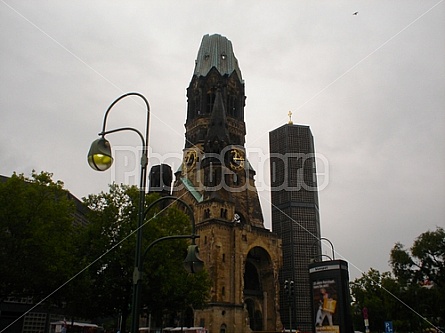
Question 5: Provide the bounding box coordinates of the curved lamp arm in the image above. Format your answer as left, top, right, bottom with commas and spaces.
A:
88, 92, 150, 175
100, 127, 146, 147
142, 196, 203, 274
100, 92, 150, 148
320, 237, 335, 260
141, 234, 203, 274
311, 237, 335, 262
310, 254, 333, 263
144, 196, 198, 238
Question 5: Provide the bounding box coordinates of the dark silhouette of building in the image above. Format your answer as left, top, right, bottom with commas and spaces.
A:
173, 34, 283, 333
148, 164, 173, 195
269, 121, 322, 332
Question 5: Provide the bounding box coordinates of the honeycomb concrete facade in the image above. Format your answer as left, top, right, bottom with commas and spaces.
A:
269, 124, 321, 333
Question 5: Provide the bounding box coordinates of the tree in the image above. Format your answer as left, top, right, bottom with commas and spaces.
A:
73, 184, 137, 325
350, 269, 399, 332
350, 227, 445, 333
389, 227, 444, 330
0, 171, 79, 303
77, 184, 210, 330
390, 227, 444, 288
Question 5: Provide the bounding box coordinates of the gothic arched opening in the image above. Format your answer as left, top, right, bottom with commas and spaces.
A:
243, 246, 276, 331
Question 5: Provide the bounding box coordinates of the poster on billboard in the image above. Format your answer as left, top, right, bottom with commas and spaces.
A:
309, 260, 353, 333
313, 278, 340, 333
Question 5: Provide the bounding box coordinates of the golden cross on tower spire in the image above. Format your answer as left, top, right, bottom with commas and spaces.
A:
288, 111, 293, 124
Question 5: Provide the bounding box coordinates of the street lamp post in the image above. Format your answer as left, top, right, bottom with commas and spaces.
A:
142, 196, 203, 274
139, 196, 203, 332
87, 94, 204, 333
311, 237, 335, 262
87, 92, 149, 333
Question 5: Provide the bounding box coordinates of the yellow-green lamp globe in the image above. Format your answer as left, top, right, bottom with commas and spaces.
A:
87, 137, 114, 171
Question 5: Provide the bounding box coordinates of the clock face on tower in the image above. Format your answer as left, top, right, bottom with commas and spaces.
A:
228, 148, 245, 171
183, 149, 198, 172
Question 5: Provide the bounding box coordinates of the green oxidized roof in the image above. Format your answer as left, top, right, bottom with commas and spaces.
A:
193, 34, 243, 82
180, 177, 203, 202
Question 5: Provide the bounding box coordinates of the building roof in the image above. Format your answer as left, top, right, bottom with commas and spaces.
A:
180, 177, 203, 202
193, 34, 243, 81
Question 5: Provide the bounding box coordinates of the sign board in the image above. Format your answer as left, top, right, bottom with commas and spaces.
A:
309, 260, 353, 333
385, 321, 393, 333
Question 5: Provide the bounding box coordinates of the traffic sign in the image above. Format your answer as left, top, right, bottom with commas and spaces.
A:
385, 321, 393, 333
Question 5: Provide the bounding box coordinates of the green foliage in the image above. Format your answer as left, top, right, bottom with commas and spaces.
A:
78, 184, 211, 328
350, 269, 399, 332
350, 227, 445, 333
71, 183, 138, 321
0, 173, 210, 331
141, 206, 211, 323
390, 227, 445, 288
0, 171, 78, 302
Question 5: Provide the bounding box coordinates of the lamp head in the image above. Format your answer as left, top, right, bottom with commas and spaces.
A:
183, 244, 204, 274
87, 137, 113, 171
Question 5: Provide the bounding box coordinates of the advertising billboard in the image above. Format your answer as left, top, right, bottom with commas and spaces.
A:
309, 260, 353, 333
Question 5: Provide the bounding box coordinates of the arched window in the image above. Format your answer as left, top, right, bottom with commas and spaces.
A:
207, 91, 215, 113
244, 261, 260, 291
229, 95, 238, 117
220, 323, 227, 333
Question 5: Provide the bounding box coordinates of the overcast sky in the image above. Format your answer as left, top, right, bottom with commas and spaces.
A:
1, 1, 444, 283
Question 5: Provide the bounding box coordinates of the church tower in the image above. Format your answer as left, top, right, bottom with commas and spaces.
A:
173, 34, 283, 333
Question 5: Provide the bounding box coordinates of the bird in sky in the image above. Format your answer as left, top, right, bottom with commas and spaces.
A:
353, 11, 359, 15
